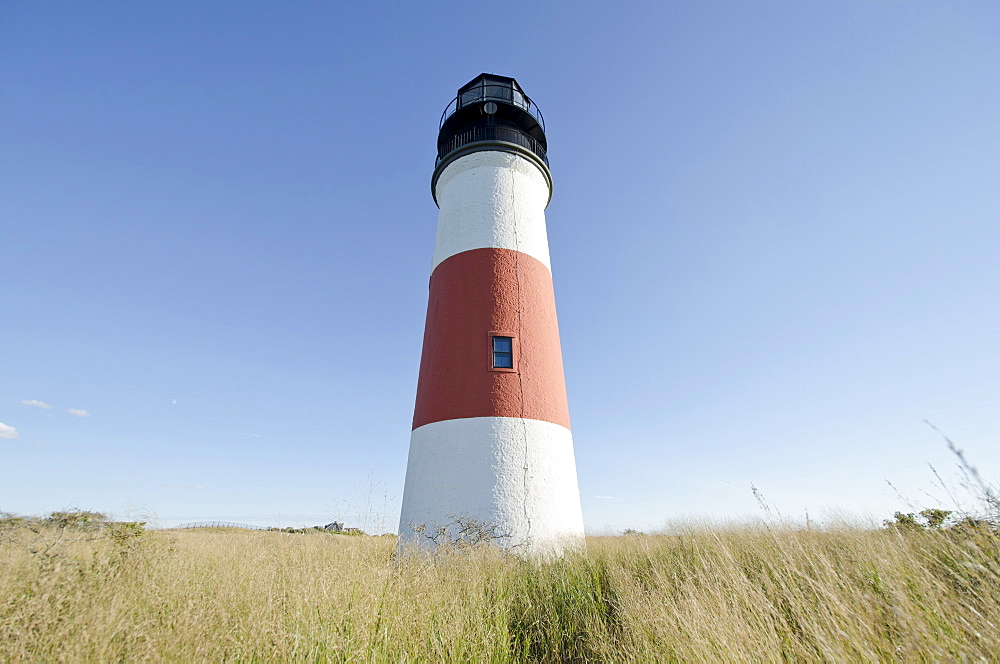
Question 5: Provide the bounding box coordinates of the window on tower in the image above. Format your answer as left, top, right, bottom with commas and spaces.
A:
492, 336, 513, 369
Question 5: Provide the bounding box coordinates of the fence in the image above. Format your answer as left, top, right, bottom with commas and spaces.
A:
174, 521, 270, 531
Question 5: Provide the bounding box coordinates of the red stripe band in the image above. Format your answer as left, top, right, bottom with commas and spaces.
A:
412, 247, 571, 430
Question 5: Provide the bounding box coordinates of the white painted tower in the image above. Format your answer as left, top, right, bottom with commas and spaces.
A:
398, 75, 585, 556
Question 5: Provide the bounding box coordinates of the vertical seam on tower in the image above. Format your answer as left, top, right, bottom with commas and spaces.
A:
509, 163, 532, 546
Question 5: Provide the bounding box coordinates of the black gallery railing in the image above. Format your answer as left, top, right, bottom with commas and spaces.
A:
436, 124, 549, 167
439, 84, 545, 131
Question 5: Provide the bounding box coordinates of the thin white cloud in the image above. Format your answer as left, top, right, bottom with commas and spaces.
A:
0, 422, 19, 439
171, 398, 177, 405
20, 399, 52, 409
68, 408, 90, 418
243, 433, 261, 438
594, 495, 619, 501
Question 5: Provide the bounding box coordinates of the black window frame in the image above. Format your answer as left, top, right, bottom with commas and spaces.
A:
492, 335, 514, 369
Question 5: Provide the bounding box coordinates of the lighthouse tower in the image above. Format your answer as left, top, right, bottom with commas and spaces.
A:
398, 74, 585, 556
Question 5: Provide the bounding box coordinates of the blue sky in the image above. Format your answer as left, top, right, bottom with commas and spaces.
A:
2, 1, 998, 532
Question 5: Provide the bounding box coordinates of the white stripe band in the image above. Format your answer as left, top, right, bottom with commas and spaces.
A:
398, 416, 585, 557
431, 151, 553, 272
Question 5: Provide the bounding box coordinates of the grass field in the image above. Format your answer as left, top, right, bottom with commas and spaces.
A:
2, 518, 998, 661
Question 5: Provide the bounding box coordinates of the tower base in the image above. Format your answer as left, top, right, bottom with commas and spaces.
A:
398, 416, 585, 558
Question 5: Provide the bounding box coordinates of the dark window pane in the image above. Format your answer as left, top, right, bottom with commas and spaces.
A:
493, 337, 512, 352
459, 88, 482, 107
493, 352, 513, 368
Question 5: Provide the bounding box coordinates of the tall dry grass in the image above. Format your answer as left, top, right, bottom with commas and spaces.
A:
1, 522, 998, 661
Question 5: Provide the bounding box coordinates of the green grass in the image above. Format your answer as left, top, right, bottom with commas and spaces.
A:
2, 521, 998, 661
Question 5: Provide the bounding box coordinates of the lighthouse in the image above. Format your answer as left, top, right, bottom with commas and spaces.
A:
398, 74, 585, 556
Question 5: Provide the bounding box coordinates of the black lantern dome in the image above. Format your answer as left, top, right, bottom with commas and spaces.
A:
432, 74, 550, 199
